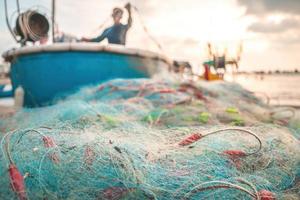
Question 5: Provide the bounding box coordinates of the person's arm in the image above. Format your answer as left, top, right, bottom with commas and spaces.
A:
125, 3, 132, 29
90, 30, 107, 42
81, 28, 109, 42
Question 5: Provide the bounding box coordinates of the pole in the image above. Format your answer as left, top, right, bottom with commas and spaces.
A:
4, 0, 18, 42
52, 0, 55, 43
16, 0, 20, 14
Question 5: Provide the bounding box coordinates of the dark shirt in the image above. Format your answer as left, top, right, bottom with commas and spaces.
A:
91, 24, 130, 45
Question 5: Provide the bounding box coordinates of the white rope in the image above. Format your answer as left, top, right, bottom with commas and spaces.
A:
132, 5, 164, 52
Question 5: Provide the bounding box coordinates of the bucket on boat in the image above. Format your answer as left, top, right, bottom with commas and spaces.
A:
14, 10, 49, 43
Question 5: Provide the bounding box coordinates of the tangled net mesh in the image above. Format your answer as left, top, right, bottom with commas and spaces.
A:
0, 78, 299, 200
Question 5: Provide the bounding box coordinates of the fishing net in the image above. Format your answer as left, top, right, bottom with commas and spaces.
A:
0, 78, 299, 200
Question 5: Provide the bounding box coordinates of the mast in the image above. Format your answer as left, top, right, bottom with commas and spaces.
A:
52, 0, 56, 43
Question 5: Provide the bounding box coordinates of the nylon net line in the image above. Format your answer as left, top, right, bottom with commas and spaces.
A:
0, 78, 299, 200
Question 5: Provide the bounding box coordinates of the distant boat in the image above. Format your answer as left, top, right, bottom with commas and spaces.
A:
2, 43, 171, 107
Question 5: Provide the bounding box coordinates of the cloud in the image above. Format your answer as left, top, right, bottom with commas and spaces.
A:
238, 0, 300, 49
248, 17, 300, 33
237, 0, 300, 16
270, 34, 300, 47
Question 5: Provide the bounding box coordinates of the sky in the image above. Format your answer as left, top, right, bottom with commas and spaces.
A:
0, 0, 300, 71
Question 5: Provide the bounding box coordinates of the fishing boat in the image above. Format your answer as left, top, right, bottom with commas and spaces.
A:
1, 1, 172, 107
2, 44, 171, 107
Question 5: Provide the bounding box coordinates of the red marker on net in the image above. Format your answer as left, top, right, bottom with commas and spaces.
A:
9, 164, 27, 200
84, 146, 95, 167
223, 150, 246, 158
179, 133, 203, 146
258, 189, 276, 200
223, 150, 247, 168
43, 136, 60, 163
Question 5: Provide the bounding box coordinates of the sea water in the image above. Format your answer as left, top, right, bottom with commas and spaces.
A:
231, 74, 300, 107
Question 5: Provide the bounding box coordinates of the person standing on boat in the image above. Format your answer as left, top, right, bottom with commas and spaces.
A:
81, 3, 132, 45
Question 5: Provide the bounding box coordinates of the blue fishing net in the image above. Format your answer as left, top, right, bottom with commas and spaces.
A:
0, 78, 299, 200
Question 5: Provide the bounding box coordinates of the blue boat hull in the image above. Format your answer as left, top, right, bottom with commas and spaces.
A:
4, 45, 170, 107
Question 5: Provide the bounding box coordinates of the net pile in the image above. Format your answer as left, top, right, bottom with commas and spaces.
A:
0, 78, 299, 200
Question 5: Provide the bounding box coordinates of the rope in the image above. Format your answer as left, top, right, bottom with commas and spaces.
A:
13, 10, 50, 44
4, 0, 18, 42
182, 180, 257, 200
132, 5, 164, 52
180, 127, 262, 156
2, 128, 48, 165
25, 11, 47, 41
83, 3, 165, 53
270, 107, 295, 120
88, 15, 111, 36
1, 130, 18, 165
236, 178, 260, 200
